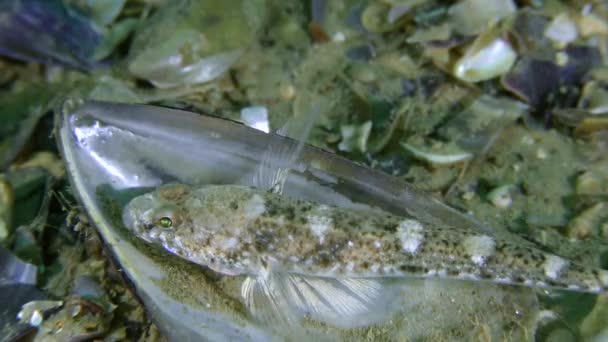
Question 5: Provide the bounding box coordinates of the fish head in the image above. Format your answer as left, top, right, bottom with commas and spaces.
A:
122, 183, 190, 245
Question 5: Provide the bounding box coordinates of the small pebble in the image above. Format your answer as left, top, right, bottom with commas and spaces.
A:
575, 171, 601, 194
30, 310, 43, 326
488, 185, 514, 209
462, 191, 475, 201
536, 148, 548, 160
279, 83, 295, 101
521, 135, 535, 145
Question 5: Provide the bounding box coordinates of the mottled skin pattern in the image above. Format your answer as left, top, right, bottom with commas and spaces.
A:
122, 183, 608, 293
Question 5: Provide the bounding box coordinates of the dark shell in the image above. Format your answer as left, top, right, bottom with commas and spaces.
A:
0, 0, 102, 70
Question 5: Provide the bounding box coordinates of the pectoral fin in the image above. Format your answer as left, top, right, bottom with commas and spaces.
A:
241, 273, 293, 325
241, 271, 389, 328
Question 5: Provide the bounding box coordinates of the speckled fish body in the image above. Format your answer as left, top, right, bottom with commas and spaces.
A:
123, 183, 608, 294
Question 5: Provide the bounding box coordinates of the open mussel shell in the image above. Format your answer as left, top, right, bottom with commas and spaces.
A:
0, 246, 46, 342
55, 100, 539, 341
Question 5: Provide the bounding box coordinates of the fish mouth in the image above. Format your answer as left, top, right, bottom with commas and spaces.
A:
122, 206, 153, 244
122, 194, 158, 236
139, 226, 161, 244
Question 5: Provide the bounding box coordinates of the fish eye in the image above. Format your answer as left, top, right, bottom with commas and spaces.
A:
152, 205, 181, 229
158, 216, 173, 228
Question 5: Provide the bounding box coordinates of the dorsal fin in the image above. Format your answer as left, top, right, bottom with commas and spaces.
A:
253, 90, 321, 194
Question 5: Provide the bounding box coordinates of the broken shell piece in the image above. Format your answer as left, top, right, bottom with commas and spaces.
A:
279, 83, 295, 101
462, 191, 476, 201
575, 171, 602, 195
386, 5, 411, 24
578, 13, 608, 38
0, 178, 13, 242
383, 0, 427, 23
448, 0, 516, 36
589, 67, 608, 82
401, 140, 472, 165
501, 58, 560, 106
240, 106, 270, 133
579, 82, 608, 115
601, 222, 608, 239
453, 34, 517, 83
407, 23, 451, 44
487, 184, 516, 209
34, 295, 113, 341
544, 13, 578, 45
580, 292, 608, 340
17, 300, 63, 326
0, 0, 103, 69
535, 148, 548, 160
567, 203, 607, 240
361, 2, 406, 33
0, 245, 36, 285
574, 116, 608, 136
12, 151, 65, 179
339, 121, 372, 153
73, 276, 116, 313
373, 52, 421, 78
29, 310, 42, 326
438, 95, 527, 153
350, 63, 377, 83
